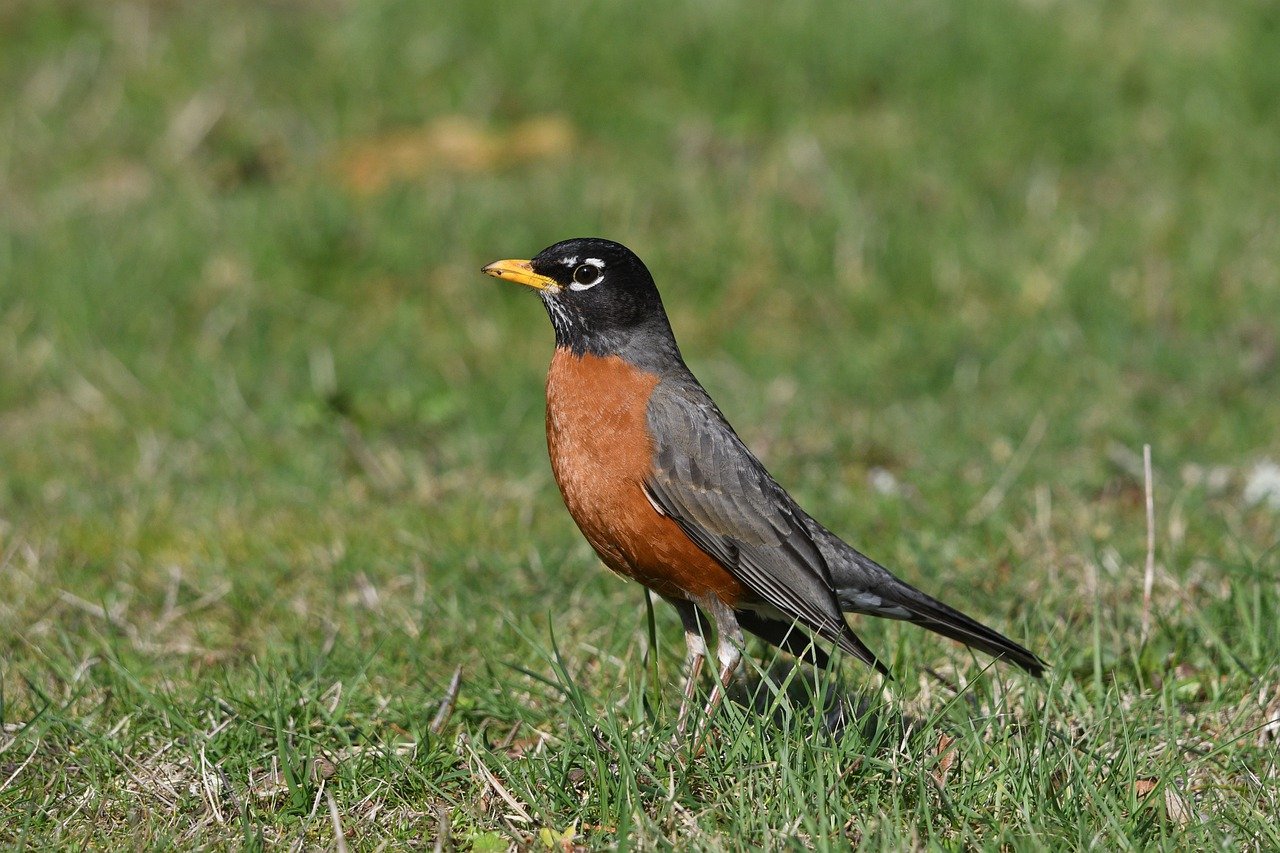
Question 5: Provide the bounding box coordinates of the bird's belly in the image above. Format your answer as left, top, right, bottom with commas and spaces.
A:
544, 350, 745, 605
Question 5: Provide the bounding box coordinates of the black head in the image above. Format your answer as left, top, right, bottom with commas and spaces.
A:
482, 238, 681, 366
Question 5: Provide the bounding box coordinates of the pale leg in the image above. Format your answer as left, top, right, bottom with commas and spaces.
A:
699, 595, 745, 723
669, 599, 707, 737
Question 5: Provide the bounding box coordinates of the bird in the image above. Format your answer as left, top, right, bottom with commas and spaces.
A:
482, 237, 1045, 733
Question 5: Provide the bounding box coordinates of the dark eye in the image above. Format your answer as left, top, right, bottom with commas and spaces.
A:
572, 264, 601, 286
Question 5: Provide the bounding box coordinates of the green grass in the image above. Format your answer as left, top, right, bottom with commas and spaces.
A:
2, 0, 1279, 847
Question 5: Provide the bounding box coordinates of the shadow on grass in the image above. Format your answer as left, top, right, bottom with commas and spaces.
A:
729, 658, 921, 743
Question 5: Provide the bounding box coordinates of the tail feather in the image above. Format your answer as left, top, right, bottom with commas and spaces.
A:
893, 589, 1047, 676
808, 520, 1047, 677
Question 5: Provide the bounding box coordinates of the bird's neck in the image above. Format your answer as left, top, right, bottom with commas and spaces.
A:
545, 312, 685, 376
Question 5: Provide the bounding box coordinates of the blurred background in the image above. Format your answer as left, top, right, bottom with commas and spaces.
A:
2, 0, 1278, 844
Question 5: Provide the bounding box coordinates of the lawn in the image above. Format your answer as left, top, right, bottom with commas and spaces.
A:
2, 0, 1279, 848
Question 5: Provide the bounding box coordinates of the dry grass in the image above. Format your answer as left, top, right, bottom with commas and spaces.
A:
3, 0, 1279, 848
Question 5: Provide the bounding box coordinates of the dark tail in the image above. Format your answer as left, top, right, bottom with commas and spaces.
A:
890, 584, 1046, 676
809, 522, 1047, 677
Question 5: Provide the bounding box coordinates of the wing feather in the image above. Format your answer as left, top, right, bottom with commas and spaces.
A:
644, 383, 888, 674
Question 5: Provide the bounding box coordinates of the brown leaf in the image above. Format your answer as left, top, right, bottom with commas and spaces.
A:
1134, 777, 1158, 797
335, 115, 574, 195
932, 733, 957, 786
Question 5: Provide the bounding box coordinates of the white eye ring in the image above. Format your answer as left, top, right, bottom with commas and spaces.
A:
569, 263, 602, 290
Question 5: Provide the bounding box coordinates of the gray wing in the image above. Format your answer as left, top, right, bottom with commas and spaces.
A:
643, 382, 888, 674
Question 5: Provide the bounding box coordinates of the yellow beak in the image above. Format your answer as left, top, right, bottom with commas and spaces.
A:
481, 259, 558, 291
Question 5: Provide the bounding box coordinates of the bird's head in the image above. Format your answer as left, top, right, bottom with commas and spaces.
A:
483, 237, 678, 363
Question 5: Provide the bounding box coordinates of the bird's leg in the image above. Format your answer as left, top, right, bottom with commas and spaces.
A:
669, 599, 707, 737
700, 596, 745, 725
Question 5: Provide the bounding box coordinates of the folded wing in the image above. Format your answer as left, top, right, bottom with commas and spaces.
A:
643, 382, 889, 675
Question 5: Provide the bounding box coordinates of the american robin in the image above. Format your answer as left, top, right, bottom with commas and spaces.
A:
483, 238, 1045, 732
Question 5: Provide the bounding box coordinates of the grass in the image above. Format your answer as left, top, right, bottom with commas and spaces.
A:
2, 0, 1279, 847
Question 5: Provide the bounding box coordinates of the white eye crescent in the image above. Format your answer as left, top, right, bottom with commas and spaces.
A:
569, 262, 603, 290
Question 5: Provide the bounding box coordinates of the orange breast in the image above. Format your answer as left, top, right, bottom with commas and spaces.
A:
545, 349, 744, 606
